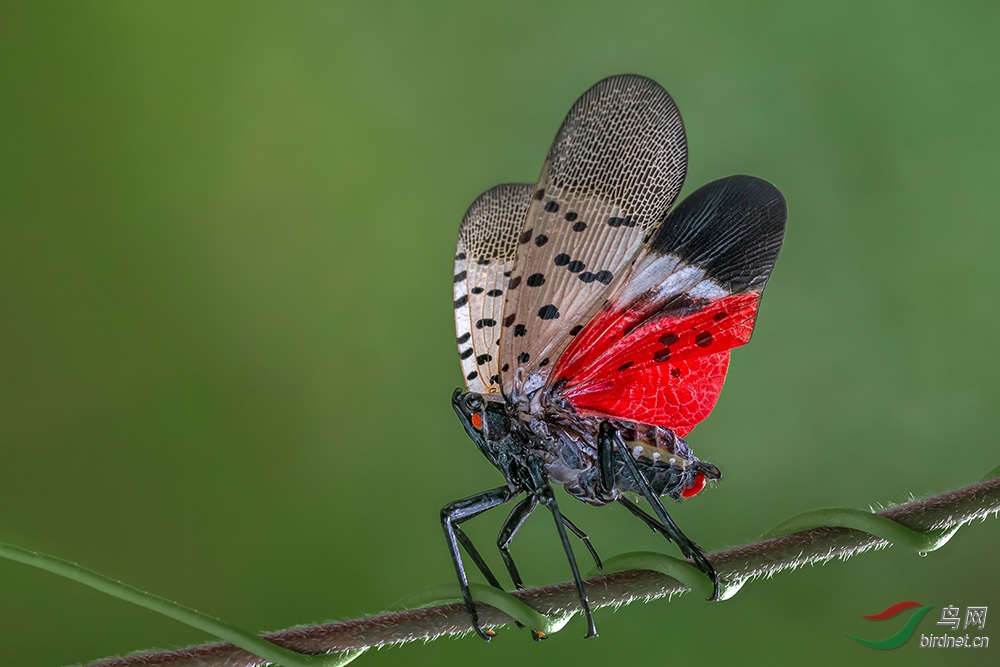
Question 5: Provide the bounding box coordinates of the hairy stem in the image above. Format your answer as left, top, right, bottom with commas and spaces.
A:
82, 474, 1000, 667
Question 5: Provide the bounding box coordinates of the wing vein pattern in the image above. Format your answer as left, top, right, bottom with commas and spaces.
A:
499, 75, 688, 401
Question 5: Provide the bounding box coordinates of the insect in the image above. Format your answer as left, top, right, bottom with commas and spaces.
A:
444, 74, 786, 640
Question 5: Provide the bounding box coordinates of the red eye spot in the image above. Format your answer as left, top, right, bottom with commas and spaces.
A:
680, 471, 706, 498
470, 413, 483, 430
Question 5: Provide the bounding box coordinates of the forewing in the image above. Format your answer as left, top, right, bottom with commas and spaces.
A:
500, 75, 688, 400
454, 184, 533, 393
552, 176, 787, 435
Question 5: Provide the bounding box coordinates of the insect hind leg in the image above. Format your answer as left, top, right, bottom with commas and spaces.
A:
597, 421, 721, 600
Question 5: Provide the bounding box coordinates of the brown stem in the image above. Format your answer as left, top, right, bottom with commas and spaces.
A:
85, 475, 1000, 667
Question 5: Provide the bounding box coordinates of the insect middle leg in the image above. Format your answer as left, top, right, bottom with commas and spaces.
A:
524, 458, 599, 639
597, 421, 721, 600
498, 496, 603, 591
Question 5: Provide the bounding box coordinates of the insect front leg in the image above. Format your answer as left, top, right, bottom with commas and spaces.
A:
455, 521, 504, 590
441, 486, 518, 640
525, 458, 599, 639
598, 421, 721, 601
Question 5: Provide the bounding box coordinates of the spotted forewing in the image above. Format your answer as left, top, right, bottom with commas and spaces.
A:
454, 184, 533, 394
494, 77, 688, 401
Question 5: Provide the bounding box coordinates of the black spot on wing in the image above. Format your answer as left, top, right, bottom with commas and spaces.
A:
538, 305, 560, 320
578, 270, 613, 284
658, 332, 678, 346
608, 216, 636, 228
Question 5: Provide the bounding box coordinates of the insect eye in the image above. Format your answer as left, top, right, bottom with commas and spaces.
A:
465, 393, 484, 411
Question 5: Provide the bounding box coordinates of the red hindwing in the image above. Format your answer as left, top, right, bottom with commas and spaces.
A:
553, 292, 761, 436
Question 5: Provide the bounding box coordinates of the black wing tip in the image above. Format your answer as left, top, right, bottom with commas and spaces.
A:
650, 174, 787, 292
714, 174, 787, 227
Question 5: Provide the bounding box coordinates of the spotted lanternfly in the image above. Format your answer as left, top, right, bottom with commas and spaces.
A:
445, 74, 786, 640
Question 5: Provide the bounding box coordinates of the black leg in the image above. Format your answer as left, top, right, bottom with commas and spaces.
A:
618, 495, 673, 538
454, 524, 504, 589
561, 514, 603, 572
598, 421, 720, 600
498, 497, 603, 592
497, 495, 537, 590
598, 427, 615, 495
526, 459, 599, 639
441, 486, 518, 640
496, 496, 544, 639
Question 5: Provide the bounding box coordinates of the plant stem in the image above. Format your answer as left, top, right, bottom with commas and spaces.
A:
80, 474, 1000, 667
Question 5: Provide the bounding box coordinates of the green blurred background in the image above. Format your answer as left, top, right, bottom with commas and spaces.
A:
2, 2, 997, 665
